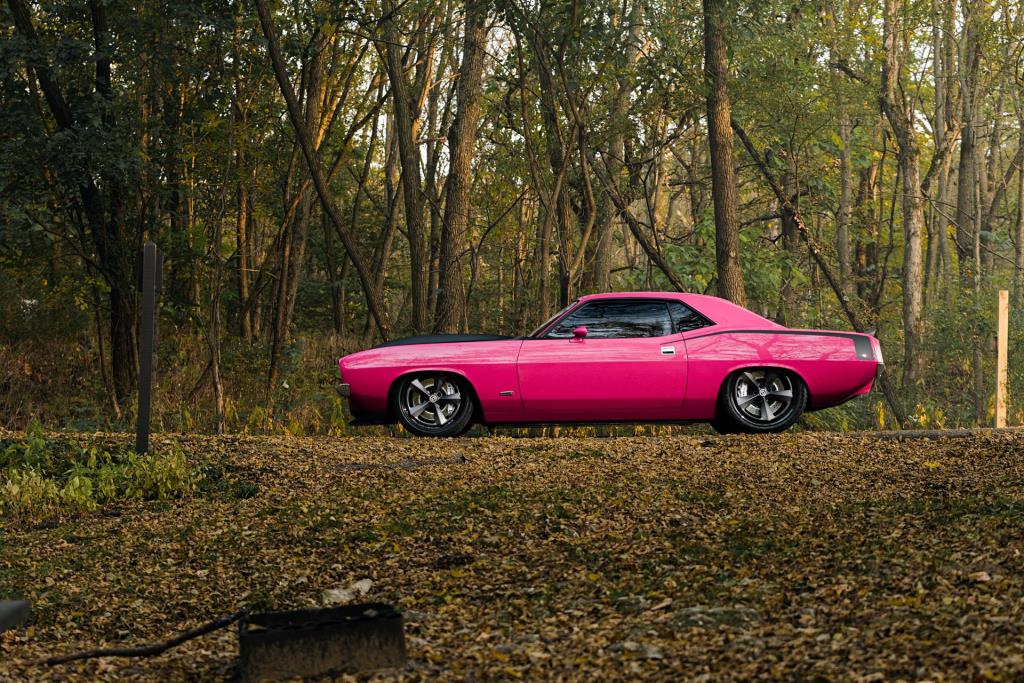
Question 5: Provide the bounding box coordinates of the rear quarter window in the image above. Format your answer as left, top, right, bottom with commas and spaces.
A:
668, 301, 713, 332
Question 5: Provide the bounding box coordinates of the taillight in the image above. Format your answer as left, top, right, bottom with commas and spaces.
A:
871, 337, 883, 364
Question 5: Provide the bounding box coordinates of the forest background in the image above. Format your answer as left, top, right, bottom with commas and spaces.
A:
1, 0, 1022, 435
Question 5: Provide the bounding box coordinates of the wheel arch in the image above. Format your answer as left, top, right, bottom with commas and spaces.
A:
714, 364, 811, 418
386, 369, 485, 422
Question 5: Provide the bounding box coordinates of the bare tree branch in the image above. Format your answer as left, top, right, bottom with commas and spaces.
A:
732, 119, 909, 428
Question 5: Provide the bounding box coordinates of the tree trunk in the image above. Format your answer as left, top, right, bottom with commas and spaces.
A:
955, 117, 979, 283
381, 0, 428, 332
896, 148, 926, 389
837, 114, 853, 295
880, 0, 925, 387
1016, 126, 1024, 306
236, 179, 253, 340
232, 28, 254, 343
979, 86, 1002, 274
926, 1, 952, 309
956, 0, 982, 286
854, 164, 878, 304
323, 210, 344, 334
703, 0, 745, 306
435, 0, 488, 333
779, 151, 800, 324
529, 32, 575, 310
209, 146, 232, 434
956, 0, 986, 423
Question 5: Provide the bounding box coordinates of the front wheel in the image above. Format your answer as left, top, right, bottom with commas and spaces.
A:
393, 373, 474, 437
716, 369, 807, 433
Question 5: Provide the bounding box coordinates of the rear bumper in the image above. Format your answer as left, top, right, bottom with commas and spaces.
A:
854, 362, 884, 397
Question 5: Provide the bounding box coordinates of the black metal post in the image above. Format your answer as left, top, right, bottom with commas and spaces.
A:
136, 241, 161, 454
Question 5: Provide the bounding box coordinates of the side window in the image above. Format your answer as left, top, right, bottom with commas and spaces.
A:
546, 301, 673, 339
667, 301, 712, 332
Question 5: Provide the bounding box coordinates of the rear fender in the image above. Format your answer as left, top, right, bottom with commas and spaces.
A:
714, 364, 810, 416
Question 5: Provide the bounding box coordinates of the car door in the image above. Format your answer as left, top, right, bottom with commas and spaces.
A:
515, 299, 687, 420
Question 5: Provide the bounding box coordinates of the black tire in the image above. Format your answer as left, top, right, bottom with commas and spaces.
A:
716, 368, 807, 434
393, 373, 474, 437
709, 416, 738, 435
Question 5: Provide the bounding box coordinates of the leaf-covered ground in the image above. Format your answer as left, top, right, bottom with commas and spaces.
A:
3, 431, 1024, 681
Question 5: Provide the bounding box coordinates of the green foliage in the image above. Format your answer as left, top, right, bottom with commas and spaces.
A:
0, 423, 202, 524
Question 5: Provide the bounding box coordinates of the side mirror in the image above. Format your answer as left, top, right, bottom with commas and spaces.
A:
572, 326, 588, 340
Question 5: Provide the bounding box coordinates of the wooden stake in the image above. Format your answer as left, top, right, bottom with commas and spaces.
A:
996, 289, 1009, 428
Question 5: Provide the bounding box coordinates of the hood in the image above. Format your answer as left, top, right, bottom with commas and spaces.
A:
373, 334, 517, 348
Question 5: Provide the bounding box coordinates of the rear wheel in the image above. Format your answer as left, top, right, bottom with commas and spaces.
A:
716, 368, 807, 433
393, 373, 474, 437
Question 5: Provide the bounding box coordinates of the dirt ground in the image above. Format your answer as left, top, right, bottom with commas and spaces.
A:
2, 431, 1024, 681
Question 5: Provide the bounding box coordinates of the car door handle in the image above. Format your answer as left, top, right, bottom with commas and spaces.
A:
660, 346, 676, 356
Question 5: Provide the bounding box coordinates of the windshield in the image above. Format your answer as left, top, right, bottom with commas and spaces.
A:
527, 302, 577, 338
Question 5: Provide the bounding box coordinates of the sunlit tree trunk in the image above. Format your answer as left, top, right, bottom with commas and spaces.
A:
881, 0, 925, 387
956, 1, 982, 287
703, 0, 745, 306
1016, 126, 1024, 307
926, 0, 954, 308
837, 114, 853, 296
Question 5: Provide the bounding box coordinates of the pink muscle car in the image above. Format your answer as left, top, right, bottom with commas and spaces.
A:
337, 292, 883, 436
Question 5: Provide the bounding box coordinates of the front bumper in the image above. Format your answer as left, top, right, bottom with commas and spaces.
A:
336, 382, 351, 398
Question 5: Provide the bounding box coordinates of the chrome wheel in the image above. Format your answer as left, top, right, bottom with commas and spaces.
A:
731, 370, 797, 425
399, 375, 465, 432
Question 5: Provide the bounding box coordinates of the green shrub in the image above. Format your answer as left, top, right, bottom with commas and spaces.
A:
0, 424, 202, 525
1, 468, 63, 520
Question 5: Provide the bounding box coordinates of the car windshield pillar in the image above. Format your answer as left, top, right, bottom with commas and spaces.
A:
527, 302, 578, 338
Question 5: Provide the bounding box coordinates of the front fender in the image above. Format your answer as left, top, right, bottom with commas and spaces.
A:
339, 339, 524, 422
